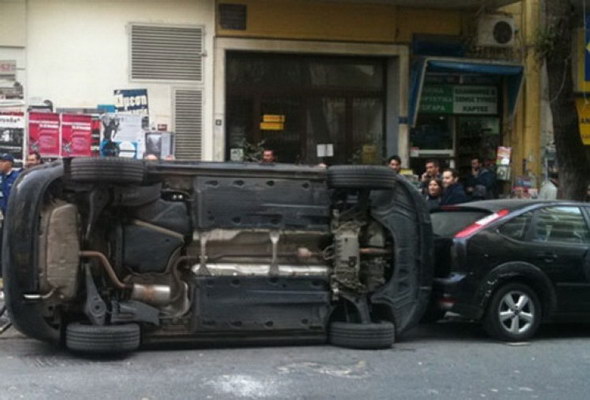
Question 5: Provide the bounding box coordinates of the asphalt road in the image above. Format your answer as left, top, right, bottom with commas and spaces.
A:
0, 320, 589, 400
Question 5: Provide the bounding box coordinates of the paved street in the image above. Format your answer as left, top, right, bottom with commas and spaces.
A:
0, 320, 589, 400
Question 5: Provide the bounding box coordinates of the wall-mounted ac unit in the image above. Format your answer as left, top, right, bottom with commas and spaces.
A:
476, 14, 516, 47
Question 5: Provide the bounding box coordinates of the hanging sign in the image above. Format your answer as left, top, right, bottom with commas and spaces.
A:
61, 114, 92, 157
114, 89, 149, 114
419, 85, 453, 113
29, 112, 60, 157
576, 98, 590, 145
420, 85, 497, 115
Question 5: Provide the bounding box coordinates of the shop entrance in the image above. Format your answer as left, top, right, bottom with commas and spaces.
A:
410, 78, 503, 177
226, 52, 386, 164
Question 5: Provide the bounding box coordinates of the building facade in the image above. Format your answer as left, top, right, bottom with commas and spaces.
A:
0, 0, 544, 189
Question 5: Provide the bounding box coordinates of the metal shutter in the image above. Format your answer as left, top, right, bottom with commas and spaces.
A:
131, 25, 203, 81
174, 89, 202, 160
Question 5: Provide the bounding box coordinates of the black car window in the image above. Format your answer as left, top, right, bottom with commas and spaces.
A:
532, 206, 590, 244
430, 210, 490, 237
498, 211, 532, 241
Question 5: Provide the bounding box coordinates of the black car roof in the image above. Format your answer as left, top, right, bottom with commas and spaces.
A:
438, 199, 590, 213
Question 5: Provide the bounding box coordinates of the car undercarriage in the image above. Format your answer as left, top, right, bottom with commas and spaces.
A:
3, 158, 433, 354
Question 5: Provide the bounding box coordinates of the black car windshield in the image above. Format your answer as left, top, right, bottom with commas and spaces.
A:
431, 210, 490, 237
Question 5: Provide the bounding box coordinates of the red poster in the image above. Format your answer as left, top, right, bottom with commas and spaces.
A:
28, 112, 60, 157
61, 114, 92, 157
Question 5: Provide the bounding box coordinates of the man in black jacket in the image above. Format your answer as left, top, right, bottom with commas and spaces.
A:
441, 168, 469, 205
464, 157, 496, 200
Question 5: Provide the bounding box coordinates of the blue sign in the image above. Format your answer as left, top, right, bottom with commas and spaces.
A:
114, 89, 149, 113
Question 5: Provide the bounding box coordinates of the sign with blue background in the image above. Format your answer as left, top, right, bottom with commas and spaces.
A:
114, 89, 149, 114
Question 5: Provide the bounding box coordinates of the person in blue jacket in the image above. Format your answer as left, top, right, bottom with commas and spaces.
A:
0, 153, 20, 216
0, 153, 20, 277
464, 157, 497, 200
440, 168, 469, 205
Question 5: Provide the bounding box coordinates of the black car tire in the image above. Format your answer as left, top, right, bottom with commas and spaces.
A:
66, 323, 141, 354
329, 321, 395, 349
483, 283, 542, 342
327, 166, 396, 190
69, 157, 145, 184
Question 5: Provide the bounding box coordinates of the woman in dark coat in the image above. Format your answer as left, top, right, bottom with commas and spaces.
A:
425, 178, 443, 210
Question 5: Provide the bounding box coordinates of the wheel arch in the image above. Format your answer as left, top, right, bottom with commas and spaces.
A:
476, 262, 557, 322
368, 174, 434, 336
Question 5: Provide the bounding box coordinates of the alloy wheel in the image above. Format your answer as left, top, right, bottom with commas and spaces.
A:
497, 290, 535, 335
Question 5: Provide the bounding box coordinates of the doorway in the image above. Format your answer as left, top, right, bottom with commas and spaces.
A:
225, 52, 386, 164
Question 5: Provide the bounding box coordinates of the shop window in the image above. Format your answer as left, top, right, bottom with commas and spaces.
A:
456, 116, 500, 174
226, 52, 386, 164
410, 115, 453, 152
174, 89, 202, 160
352, 98, 383, 164
130, 24, 203, 81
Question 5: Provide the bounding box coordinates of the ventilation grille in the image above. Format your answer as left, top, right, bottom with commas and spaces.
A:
131, 25, 203, 81
174, 89, 202, 160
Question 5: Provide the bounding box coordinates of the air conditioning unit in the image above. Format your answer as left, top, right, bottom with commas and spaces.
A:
476, 14, 516, 47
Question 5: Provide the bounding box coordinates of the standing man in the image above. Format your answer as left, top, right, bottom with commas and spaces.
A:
261, 149, 276, 163
464, 157, 496, 200
0, 154, 19, 216
25, 151, 43, 169
419, 159, 441, 193
440, 168, 469, 205
0, 153, 19, 277
387, 155, 402, 174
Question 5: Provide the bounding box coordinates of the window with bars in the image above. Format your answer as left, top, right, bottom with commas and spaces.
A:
130, 24, 203, 81
174, 89, 202, 160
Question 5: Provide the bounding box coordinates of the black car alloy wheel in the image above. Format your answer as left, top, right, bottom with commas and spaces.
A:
484, 283, 541, 342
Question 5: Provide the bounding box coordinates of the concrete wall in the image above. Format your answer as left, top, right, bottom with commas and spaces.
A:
216, 0, 465, 43
24, 0, 216, 158
0, 0, 26, 47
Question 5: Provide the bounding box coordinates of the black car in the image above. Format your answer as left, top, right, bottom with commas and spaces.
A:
430, 200, 590, 341
2, 158, 432, 354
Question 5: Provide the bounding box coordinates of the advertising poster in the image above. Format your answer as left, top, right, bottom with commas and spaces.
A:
114, 89, 149, 114
100, 113, 144, 158
0, 112, 24, 167
145, 131, 175, 159
61, 114, 92, 157
29, 112, 60, 157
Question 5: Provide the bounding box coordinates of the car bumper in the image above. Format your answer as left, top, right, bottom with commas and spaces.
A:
433, 273, 484, 320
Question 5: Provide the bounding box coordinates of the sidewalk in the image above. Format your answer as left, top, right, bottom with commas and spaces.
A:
0, 278, 23, 339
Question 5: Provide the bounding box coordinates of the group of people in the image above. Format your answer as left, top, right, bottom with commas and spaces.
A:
0, 151, 43, 217
387, 155, 497, 210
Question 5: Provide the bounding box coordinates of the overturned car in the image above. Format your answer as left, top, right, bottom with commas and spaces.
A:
3, 158, 432, 354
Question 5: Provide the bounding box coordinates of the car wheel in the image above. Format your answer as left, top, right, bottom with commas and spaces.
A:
66, 323, 141, 354
327, 166, 396, 190
483, 283, 541, 342
69, 157, 145, 184
329, 321, 395, 349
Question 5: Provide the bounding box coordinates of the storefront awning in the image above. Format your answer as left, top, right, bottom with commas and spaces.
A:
409, 57, 524, 127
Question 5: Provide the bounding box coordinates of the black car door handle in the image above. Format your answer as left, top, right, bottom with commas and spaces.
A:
536, 252, 558, 262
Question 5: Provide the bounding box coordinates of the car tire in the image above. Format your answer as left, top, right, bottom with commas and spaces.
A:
483, 283, 542, 342
69, 157, 145, 184
66, 323, 141, 354
329, 321, 395, 349
327, 166, 396, 190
